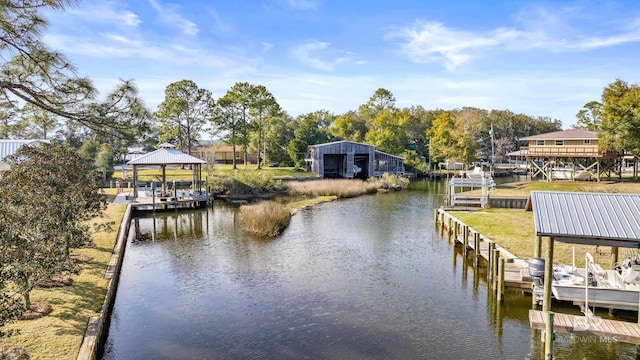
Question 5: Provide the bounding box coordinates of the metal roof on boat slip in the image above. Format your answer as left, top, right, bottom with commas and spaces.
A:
530, 191, 640, 248
127, 143, 206, 166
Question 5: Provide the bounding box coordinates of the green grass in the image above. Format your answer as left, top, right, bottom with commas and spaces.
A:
449, 209, 613, 268
489, 179, 640, 198
1, 203, 126, 359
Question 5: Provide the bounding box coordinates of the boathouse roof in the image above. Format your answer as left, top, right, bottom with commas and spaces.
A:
530, 191, 640, 247
520, 129, 597, 141
127, 143, 206, 165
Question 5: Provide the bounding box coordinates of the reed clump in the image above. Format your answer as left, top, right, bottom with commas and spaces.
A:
284, 179, 379, 198
368, 172, 409, 191
241, 201, 292, 237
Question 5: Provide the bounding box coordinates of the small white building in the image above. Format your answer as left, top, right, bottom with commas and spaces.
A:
0, 139, 50, 171
125, 144, 146, 162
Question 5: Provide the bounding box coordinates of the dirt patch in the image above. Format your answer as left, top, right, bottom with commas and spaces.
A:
0, 346, 30, 360
20, 302, 53, 320
37, 275, 73, 288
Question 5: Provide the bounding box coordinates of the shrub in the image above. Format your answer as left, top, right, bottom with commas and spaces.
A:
240, 201, 292, 237
368, 173, 409, 191
208, 172, 283, 196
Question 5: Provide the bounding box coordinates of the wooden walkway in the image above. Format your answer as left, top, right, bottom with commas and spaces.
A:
114, 192, 210, 211
529, 310, 640, 344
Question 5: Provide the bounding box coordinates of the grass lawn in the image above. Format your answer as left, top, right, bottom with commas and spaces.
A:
1, 203, 126, 359
450, 179, 640, 268
449, 208, 613, 268
490, 179, 640, 197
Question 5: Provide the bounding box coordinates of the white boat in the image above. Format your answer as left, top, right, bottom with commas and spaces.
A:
550, 167, 593, 181
529, 252, 640, 311
464, 166, 492, 179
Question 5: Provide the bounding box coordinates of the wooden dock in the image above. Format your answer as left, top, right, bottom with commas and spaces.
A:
115, 192, 210, 211
455, 229, 532, 290
435, 208, 533, 302
529, 310, 640, 344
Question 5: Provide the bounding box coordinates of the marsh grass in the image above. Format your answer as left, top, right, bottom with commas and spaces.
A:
241, 201, 292, 238
0, 203, 126, 359
285, 179, 379, 198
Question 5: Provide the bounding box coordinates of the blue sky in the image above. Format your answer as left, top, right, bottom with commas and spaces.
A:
43, 0, 640, 128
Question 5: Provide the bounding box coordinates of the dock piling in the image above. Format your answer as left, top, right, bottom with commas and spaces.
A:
545, 312, 554, 360
497, 258, 505, 302
474, 233, 481, 268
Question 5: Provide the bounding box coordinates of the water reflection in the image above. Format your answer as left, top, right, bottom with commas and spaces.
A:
103, 179, 639, 360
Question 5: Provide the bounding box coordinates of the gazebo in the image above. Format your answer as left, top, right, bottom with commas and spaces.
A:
126, 143, 207, 198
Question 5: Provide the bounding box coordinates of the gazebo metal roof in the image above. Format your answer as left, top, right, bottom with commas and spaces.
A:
530, 190, 640, 247
127, 143, 206, 166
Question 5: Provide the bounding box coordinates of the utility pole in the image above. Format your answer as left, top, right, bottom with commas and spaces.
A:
490, 123, 495, 175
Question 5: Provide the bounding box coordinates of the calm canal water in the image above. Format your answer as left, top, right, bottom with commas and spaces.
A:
102, 180, 638, 359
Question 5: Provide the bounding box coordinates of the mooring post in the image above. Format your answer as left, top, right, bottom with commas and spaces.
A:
434, 208, 439, 224
488, 242, 495, 282
463, 229, 469, 256
497, 258, 505, 302
447, 217, 452, 235
474, 233, 481, 268
493, 249, 500, 290
545, 311, 554, 360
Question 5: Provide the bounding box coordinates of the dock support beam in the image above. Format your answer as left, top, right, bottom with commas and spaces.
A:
497, 258, 505, 302
611, 246, 618, 270
492, 248, 500, 289
488, 242, 495, 283
474, 233, 480, 268
463, 229, 469, 256
545, 311, 554, 360
542, 236, 555, 358
542, 237, 554, 314
534, 236, 542, 259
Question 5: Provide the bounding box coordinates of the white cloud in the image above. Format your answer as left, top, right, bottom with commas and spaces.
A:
387, 21, 521, 70
59, 1, 141, 28
290, 40, 351, 71
206, 8, 234, 34
285, 0, 318, 10
261, 42, 274, 53
147, 0, 199, 36
389, 14, 640, 69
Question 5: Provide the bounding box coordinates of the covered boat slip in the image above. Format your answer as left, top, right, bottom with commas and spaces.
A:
528, 191, 640, 357
126, 143, 209, 209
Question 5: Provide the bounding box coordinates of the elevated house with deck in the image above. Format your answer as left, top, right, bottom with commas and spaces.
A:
520, 129, 622, 182
305, 140, 405, 179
